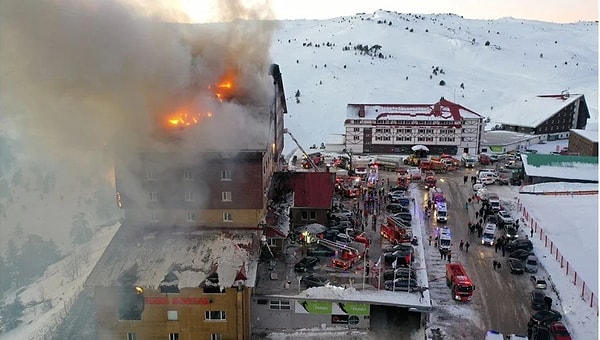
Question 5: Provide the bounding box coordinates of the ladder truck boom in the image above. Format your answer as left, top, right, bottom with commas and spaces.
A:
284, 128, 320, 171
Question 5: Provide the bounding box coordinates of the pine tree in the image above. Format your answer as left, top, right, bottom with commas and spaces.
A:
0, 297, 25, 332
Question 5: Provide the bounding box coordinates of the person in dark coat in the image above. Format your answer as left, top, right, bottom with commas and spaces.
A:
492, 260, 497, 270
465, 242, 470, 252
447, 252, 452, 262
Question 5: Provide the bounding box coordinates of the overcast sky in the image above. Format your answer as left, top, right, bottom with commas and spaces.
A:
180, 0, 598, 23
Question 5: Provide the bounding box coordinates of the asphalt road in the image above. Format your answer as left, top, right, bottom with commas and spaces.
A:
420, 168, 534, 338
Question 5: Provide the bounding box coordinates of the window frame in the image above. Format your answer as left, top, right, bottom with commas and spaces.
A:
205, 310, 227, 321
167, 310, 179, 321
221, 169, 232, 181
222, 191, 232, 202
187, 212, 196, 222
223, 212, 233, 222
168, 333, 179, 340
268, 300, 291, 310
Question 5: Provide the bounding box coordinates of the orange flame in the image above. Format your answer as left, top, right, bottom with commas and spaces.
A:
165, 73, 235, 128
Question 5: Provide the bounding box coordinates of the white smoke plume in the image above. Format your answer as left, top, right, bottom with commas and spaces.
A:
0, 0, 278, 244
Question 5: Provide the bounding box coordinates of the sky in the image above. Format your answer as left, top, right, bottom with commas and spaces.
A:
179, 0, 599, 23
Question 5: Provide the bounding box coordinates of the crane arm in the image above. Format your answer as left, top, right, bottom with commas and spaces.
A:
284, 128, 320, 171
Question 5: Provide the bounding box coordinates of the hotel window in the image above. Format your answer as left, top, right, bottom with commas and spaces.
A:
425, 129, 434, 134
375, 136, 382, 141
149, 192, 158, 202
353, 136, 360, 141
382, 136, 391, 141
167, 310, 178, 321
417, 129, 426, 134
151, 211, 159, 222
269, 300, 291, 310
221, 169, 232, 181
205, 311, 226, 321
383, 128, 391, 133
375, 128, 382, 133
183, 169, 193, 180
223, 212, 233, 222
417, 137, 425, 142
211, 335, 223, 340
184, 192, 194, 202
146, 170, 156, 181
353, 128, 360, 132
169, 334, 179, 340
187, 212, 196, 222
222, 191, 232, 202
127, 333, 136, 340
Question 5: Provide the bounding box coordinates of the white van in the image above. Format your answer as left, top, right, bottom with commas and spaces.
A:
438, 227, 452, 251
484, 330, 505, 340
435, 202, 448, 223
479, 172, 498, 185
481, 223, 497, 246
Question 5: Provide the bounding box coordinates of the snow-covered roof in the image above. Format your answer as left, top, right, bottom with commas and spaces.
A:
571, 128, 599, 142
345, 98, 482, 122
481, 130, 541, 146
86, 230, 260, 289
495, 94, 584, 128
522, 154, 598, 182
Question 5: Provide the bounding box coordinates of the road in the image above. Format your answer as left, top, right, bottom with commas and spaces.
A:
418, 168, 534, 338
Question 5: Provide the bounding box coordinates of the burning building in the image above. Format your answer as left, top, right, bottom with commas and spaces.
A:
114, 64, 287, 230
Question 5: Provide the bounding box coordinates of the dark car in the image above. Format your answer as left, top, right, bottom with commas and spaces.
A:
383, 268, 416, 281
390, 197, 410, 206
300, 274, 330, 288
393, 212, 413, 222
505, 238, 533, 252
383, 250, 412, 266
529, 324, 551, 340
485, 214, 499, 225
389, 185, 407, 193
530, 290, 547, 310
294, 256, 320, 272
509, 249, 534, 261
383, 243, 414, 254
507, 258, 525, 274
504, 225, 518, 240
386, 204, 410, 213
384, 278, 417, 291
528, 310, 563, 326
306, 245, 335, 257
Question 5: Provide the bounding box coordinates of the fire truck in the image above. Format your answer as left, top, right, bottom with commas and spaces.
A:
314, 238, 365, 271
419, 159, 447, 173
445, 263, 475, 301
424, 170, 436, 189
380, 216, 413, 245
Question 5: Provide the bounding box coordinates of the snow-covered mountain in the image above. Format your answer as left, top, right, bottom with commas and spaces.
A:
270, 11, 598, 155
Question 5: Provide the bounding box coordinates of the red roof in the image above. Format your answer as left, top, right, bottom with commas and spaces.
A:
292, 172, 335, 209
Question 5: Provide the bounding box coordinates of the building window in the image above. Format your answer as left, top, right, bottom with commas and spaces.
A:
267, 238, 277, 247
375, 136, 382, 141
221, 170, 232, 181
151, 211, 159, 222
417, 129, 426, 134
127, 333, 136, 340
184, 192, 194, 202
150, 192, 158, 202
417, 137, 425, 142
353, 136, 360, 141
222, 192, 232, 202
169, 334, 179, 340
301, 211, 316, 220
187, 212, 196, 222
183, 169, 193, 180
205, 311, 226, 321
269, 300, 291, 310
353, 128, 360, 132
167, 310, 178, 321
223, 212, 233, 222
146, 170, 156, 181
211, 334, 223, 340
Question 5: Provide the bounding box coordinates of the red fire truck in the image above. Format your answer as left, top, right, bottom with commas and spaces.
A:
380, 216, 413, 245
424, 170, 437, 189
445, 263, 475, 301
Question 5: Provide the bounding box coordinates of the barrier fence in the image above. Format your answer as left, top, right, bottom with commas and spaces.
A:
516, 198, 598, 313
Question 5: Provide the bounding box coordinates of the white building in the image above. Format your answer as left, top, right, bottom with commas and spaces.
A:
343, 98, 485, 155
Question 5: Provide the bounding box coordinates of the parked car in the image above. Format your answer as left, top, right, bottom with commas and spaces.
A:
507, 258, 525, 274
528, 310, 563, 326
393, 212, 413, 222
548, 321, 572, 340
498, 210, 514, 225
504, 239, 533, 252
529, 324, 551, 340
300, 274, 330, 288
509, 249, 533, 261
386, 203, 410, 213
390, 196, 411, 206
389, 185, 407, 193
383, 250, 412, 265
383, 267, 416, 281
530, 290, 547, 310
485, 214, 499, 225
294, 256, 320, 272
383, 243, 414, 254
384, 278, 417, 291
307, 245, 335, 257
525, 255, 539, 273
530, 275, 548, 289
